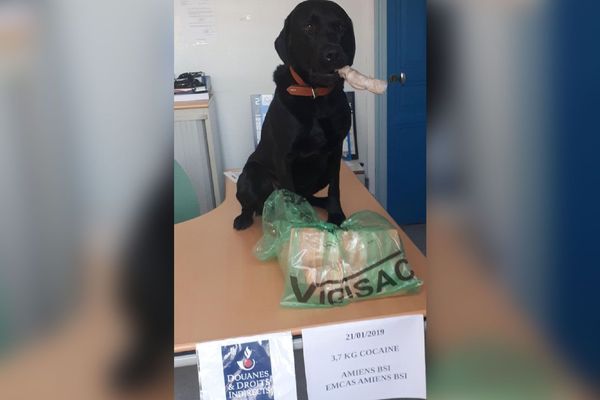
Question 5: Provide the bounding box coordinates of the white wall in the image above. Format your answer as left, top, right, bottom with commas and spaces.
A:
175, 0, 377, 188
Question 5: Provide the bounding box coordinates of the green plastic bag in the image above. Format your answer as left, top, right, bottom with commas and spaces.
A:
254, 190, 423, 308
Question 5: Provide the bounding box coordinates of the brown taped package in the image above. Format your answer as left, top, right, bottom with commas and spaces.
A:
285, 228, 402, 288
288, 227, 344, 285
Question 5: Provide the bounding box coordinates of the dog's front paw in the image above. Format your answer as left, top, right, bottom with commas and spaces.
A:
327, 212, 346, 226
233, 213, 254, 230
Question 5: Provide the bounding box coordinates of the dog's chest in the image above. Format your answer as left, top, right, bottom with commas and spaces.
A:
293, 117, 342, 158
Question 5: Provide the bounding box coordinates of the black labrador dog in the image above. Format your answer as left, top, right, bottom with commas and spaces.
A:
234, 0, 355, 230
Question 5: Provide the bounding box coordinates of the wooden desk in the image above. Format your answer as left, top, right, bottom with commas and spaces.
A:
174, 99, 209, 110
174, 165, 427, 352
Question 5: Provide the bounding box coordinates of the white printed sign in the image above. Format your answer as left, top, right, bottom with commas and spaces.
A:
302, 315, 426, 400
196, 332, 297, 400
175, 0, 217, 46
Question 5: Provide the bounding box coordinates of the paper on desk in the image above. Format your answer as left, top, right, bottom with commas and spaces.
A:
302, 315, 426, 400
196, 331, 297, 400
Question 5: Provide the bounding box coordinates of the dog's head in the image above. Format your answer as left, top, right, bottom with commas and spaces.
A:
275, 0, 355, 86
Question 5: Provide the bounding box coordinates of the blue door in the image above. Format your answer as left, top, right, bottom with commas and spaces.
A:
386, 0, 426, 224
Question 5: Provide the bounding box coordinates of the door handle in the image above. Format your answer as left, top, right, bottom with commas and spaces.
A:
399, 72, 406, 85
388, 72, 407, 85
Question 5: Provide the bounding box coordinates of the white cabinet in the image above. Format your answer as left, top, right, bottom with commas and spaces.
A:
174, 98, 224, 215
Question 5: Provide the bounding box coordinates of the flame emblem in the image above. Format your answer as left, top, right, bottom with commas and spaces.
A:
237, 347, 255, 370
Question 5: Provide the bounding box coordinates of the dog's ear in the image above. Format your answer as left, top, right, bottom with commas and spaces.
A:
274, 16, 290, 64
342, 18, 356, 66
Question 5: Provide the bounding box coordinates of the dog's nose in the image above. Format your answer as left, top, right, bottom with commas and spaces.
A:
324, 50, 340, 63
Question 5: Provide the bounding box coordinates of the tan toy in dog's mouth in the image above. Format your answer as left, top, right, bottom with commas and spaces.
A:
337, 66, 387, 94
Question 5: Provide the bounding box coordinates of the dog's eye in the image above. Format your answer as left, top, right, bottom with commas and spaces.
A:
303, 23, 315, 34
